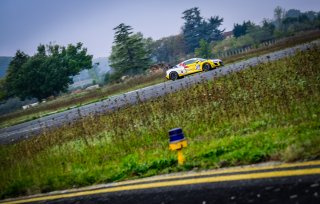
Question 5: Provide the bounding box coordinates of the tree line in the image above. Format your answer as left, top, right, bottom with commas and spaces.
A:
1, 6, 319, 101
213, 7, 320, 55
1, 43, 92, 101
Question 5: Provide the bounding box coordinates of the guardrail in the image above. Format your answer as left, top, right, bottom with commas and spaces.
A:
215, 39, 278, 59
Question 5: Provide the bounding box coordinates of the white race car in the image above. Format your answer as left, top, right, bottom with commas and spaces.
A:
166, 58, 224, 80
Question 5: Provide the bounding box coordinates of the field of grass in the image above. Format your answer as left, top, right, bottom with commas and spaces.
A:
0, 45, 319, 199
1, 30, 319, 129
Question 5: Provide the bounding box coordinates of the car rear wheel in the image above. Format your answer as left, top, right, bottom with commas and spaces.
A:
170, 72, 179, 81
202, 63, 211, 71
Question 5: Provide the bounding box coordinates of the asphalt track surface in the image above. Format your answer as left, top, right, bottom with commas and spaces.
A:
0, 40, 320, 144
1, 160, 320, 204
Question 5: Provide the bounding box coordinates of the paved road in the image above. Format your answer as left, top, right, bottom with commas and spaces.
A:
0, 40, 319, 144
2, 160, 320, 204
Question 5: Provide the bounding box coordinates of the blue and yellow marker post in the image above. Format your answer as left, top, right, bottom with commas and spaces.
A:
169, 128, 187, 165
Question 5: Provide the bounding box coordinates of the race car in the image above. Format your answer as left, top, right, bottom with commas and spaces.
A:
166, 58, 224, 80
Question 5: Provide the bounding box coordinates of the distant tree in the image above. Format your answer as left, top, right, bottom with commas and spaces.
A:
88, 62, 100, 84
285, 9, 301, 18
5, 50, 30, 99
195, 39, 212, 58
182, 7, 203, 53
280, 9, 318, 34
298, 14, 311, 24
261, 19, 276, 35
5, 43, 92, 101
317, 12, 320, 28
232, 21, 255, 38
204, 16, 224, 42
104, 72, 111, 84
233, 23, 246, 38
282, 16, 298, 27
274, 6, 286, 29
139, 32, 154, 56
247, 24, 274, 43
182, 7, 224, 53
304, 11, 317, 21
151, 34, 186, 64
109, 23, 152, 81
0, 78, 7, 101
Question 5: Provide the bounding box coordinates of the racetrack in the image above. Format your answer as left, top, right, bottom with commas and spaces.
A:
2, 160, 320, 203
0, 40, 319, 144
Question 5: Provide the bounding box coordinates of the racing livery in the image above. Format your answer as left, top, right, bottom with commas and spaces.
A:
166, 58, 224, 80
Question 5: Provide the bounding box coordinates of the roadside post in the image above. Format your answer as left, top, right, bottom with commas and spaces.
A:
169, 128, 187, 165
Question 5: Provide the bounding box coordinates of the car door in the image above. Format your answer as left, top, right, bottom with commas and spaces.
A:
183, 59, 198, 74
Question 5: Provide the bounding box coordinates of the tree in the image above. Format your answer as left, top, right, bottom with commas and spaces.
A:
5, 43, 92, 101
246, 24, 274, 43
280, 9, 317, 34
195, 39, 212, 58
205, 16, 224, 42
151, 34, 186, 64
182, 7, 203, 53
233, 19, 275, 44
274, 6, 286, 29
232, 21, 255, 38
88, 63, 100, 84
0, 78, 7, 101
182, 7, 224, 53
261, 19, 275, 35
305, 11, 317, 21
233, 23, 245, 38
5, 50, 30, 99
285, 9, 301, 18
104, 72, 111, 84
109, 23, 152, 81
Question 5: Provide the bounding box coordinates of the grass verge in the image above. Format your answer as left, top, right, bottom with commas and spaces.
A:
0, 44, 319, 200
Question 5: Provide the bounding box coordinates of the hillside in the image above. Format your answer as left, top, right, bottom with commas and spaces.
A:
70, 58, 111, 89
92, 57, 111, 74
0, 57, 12, 78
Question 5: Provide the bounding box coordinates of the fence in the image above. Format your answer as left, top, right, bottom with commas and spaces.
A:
215, 39, 277, 59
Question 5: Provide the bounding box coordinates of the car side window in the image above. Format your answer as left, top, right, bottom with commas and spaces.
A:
185, 59, 196, 65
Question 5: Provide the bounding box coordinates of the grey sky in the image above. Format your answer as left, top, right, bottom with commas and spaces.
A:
0, 0, 319, 58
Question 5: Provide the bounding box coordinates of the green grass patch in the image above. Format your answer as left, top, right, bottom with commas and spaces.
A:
0, 46, 320, 199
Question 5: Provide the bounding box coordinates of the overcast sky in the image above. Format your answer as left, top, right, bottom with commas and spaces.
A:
1, 0, 319, 58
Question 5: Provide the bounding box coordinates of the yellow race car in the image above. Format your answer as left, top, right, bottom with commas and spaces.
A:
166, 58, 224, 80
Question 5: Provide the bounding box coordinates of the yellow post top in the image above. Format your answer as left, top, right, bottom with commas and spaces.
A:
169, 139, 188, 151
